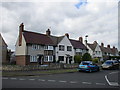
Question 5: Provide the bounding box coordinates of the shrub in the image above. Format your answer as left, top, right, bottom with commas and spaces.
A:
92, 58, 99, 63
82, 53, 92, 61
74, 55, 82, 64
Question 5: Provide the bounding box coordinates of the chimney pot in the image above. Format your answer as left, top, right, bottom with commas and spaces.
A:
113, 46, 115, 49
65, 33, 69, 39
46, 28, 51, 36
107, 45, 110, 48
79, 37, 83, 43
101, 43, 104, 47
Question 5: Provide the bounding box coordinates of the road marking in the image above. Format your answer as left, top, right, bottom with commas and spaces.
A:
82, 82, 92, 84
19, 79, 25, 80
109, 72, 118, 75
59, 81, 67, 83
105, 75, 119, 86
38, 79, 45, 81
2, 77, 8, 79
96, 83, 105, 85
29, 79, 35, 81
10, 78, 17, 80
48, 80, 56, 82
70, 81, 77, 83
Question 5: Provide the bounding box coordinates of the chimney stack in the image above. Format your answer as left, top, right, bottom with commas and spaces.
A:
19, 23, 24, 46
101, 43, 104, 47
107, 45, 110, 48
46, 28, 51, 36
65, 33, 69, 39
113, 46, 115, 49
79, 37, 83, 43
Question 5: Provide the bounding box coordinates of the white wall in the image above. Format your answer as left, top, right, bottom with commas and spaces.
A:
55, 36, 74, 64
94, 44, 102, 58
15, 35, 26, 55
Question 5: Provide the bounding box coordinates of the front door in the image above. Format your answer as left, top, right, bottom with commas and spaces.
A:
38, 55, 44, 65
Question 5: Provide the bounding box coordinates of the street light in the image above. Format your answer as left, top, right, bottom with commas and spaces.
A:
85, 35, 88, 47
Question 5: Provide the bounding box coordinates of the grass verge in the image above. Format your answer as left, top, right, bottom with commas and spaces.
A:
2, 69, 77, 77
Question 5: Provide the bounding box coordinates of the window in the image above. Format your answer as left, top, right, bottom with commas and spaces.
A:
32, 44, 41, 50
67, 46, 72, 51
44, 46, 53, 50
58, 56, 64, 61
59, 45, 64, 51
44, 56, 53, 62
30, 56, 37, 62
44, 51, 53, 55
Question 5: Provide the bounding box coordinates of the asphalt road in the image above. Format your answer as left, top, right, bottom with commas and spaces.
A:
2, 69, 120, 88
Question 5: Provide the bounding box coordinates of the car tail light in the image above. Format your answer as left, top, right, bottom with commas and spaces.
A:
87, 66, 90, 68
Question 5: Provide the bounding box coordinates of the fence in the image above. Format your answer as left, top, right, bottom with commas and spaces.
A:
2, 63, 79, 71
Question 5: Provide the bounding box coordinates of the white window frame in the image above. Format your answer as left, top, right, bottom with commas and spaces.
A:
30, 55, 37, 62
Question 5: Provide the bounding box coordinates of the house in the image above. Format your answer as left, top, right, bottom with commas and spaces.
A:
0, 34, 8, 64
86, 40, 119, 61
70, 37, 88, 56
100, 43, 119, 60
87, 41, 103, 61
15, 23, 88, 65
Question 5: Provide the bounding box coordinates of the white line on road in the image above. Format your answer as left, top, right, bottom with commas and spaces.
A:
70, 81, 77, 83
109, 72, 118, 75
2, 77, 8, 79
96, 83, 105, 85
10, 78, 17, 80
19, 79, 25, 80
38, 79, 45, 81
29, 79, 35, 81
105, 75, 119, 86
82, 82, 92, 84
48, 80, 56, 82
59, 81, 67, 83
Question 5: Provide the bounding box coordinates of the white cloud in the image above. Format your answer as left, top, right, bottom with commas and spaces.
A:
1, 0, 119, 50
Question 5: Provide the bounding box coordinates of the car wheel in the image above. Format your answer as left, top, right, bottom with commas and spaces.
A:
97, 68, 100, 71
89, 69, 92, 73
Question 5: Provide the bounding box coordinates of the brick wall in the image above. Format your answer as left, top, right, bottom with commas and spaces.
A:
16, 55, 26, 65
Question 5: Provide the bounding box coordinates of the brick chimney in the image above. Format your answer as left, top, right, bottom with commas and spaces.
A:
113, 46, 115, 49
65, 33, 69, 39
107, 45, 110, 48
46, 28, 51, 36
79, 37, 83, 43
19, 23, 24, 46
101, 43, 104, 47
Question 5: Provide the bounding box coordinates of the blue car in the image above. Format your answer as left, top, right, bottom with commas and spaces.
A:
77, 61, 100, 72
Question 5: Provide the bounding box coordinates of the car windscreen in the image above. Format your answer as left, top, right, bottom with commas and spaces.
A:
81, 62, 91, 65
104, 61, 113, 65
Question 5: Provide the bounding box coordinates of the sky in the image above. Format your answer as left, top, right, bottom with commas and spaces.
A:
0, 0, 120, 51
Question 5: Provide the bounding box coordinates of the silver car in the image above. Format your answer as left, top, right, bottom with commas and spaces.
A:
102, 60, 119, 70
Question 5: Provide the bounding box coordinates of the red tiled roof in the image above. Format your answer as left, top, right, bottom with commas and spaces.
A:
23, 30, 55, 45
70, 39, 87, 50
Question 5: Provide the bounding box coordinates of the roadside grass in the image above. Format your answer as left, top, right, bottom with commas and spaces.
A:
2, 69, 78, 77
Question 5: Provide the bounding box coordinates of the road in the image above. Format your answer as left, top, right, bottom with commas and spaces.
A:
2, 70, 119, 88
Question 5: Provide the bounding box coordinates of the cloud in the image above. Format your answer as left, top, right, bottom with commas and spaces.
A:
1, 0, 119, 51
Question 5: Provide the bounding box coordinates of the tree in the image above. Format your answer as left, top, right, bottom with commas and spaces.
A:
74, 55, 82, 64
82, 53, 92, 61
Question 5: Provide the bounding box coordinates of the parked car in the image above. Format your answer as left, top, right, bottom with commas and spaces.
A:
77, 61, 100, 72
101, 60, 119, 70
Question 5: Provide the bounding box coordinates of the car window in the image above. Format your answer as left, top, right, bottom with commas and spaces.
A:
105, 61, 113, 65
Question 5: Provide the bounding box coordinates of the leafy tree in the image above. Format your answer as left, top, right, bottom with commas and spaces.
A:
82, 53, 92, 61
74, 55, 82, 64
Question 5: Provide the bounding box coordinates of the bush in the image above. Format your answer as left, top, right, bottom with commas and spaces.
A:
74, 55, 82, 64
82, 53, 92, 61
92, 58, 99, 63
